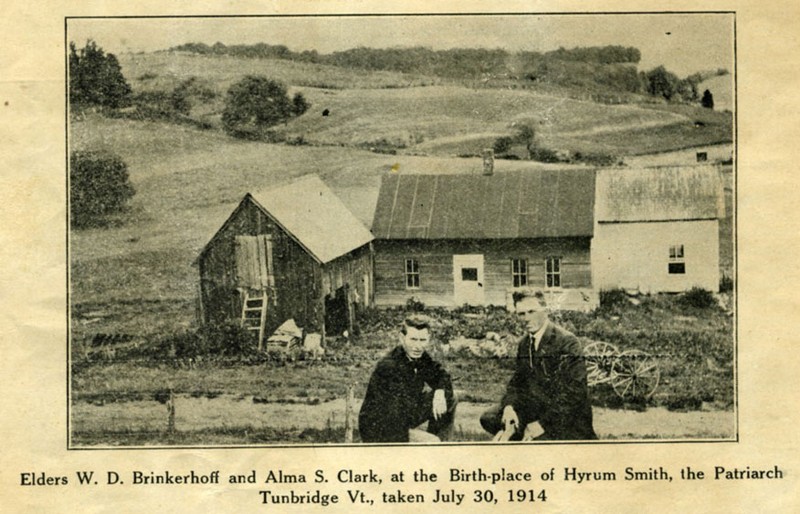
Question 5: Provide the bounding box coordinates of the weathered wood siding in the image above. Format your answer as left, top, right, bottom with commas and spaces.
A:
321, 244, 373, 308
374, 238, 591, 307
199, 198, 323, 335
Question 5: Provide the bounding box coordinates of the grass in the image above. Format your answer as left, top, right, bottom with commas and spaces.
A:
110, 51, 731, 159
70, 296, 733, 445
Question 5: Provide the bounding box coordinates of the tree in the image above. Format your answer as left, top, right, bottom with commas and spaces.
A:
222, 76, 294, 138
644, 65, 680, 101
70, 150, 135, 228
292, 92, 310, 116
69, 40, 132, 109
701, 89, 715, 109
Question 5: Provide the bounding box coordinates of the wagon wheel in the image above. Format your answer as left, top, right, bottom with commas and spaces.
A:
610, 350, 660, 400
583, 341, 619, 387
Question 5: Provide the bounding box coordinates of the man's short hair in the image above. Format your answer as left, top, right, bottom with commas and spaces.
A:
401, 314, 431, 334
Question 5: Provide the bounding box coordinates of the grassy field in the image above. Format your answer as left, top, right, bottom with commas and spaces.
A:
71, 298, 734, 445
114, 51, 732, 159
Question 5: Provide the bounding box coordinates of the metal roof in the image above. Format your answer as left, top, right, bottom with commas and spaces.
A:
371, 169, 596, 239
595, 165, 725, 223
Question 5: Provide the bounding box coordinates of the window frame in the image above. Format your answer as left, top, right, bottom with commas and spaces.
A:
404, 258, 420, 289
668, 244, 686, 274
511, 258, 528, 288
545, 256, 562, 288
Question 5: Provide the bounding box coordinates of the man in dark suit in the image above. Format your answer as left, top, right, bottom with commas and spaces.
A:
359, 315, 457, 443
481, 293, 597, 441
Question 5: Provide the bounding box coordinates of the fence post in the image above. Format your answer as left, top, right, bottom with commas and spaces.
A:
344, 384, 354, 443
167, 389, 176, 434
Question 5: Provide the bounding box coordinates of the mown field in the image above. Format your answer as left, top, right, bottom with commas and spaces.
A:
115, 51, 732, 158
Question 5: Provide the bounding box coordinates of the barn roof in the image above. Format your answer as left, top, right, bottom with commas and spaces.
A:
248, 175, 374, 263
595, 165, 725, 223
199, 175, 373, 265
371, 169, 596, 239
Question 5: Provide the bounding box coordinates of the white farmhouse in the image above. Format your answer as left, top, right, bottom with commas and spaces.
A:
592, 165, 725, 293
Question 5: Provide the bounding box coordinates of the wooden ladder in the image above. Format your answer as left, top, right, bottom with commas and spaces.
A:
241, 291, 268, 350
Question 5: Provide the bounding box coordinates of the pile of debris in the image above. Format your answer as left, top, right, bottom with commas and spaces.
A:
265, 319, 324, 360
442, 331, 517, 359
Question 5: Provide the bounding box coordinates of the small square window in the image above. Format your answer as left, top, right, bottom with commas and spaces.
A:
461, 268, 478, 281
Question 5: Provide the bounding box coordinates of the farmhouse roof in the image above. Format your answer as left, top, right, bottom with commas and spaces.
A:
200, 175, 373, 265
371, 169, 596, 239
595, 165, 725, 223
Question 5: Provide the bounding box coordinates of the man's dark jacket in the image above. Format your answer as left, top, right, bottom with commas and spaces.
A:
359, 346, 453, 443
503, 323, 597, 440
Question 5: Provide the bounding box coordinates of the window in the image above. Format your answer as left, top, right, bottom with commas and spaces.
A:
511, 258, 528, 287
668, 245, 685, 274
461, 268, 478, 281
545, 256, 561, 288
405, 258, 420, 289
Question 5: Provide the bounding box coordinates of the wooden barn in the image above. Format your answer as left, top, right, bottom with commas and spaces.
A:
370, 167, 596, 308
591, 165, 725, 293
196, 175, 374, 347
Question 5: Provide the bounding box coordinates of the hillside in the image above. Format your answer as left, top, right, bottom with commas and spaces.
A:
116, 51, 732, 160
70, 48, 733, 338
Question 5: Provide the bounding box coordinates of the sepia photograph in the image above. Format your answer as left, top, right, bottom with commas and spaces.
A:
66, 13, 735, 447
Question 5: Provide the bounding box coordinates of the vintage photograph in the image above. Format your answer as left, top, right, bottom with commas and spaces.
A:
67, 13, 735, 446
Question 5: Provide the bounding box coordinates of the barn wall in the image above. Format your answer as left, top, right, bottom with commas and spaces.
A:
198, 198, 323, 335
374, 238, 591, 307
592, 219, 720, 293
321, 244, 373, 308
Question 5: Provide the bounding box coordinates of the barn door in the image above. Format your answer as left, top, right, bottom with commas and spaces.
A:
234, 235, 275, 292
453, 254, 485, 306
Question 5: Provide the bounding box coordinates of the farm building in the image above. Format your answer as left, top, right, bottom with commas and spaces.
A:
592, 165, 725, 293
196, 175, 374, 347
370, 166, 597, 308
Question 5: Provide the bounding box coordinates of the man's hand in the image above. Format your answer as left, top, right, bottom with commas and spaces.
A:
502, 405, 519, 432
432, 389, 447, 420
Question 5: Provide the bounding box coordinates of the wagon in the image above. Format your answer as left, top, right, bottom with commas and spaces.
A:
582, 340, 660, 400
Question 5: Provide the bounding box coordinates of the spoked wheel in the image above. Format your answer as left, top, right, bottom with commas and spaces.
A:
583, 341, 619, 386
610, 350, 660, 400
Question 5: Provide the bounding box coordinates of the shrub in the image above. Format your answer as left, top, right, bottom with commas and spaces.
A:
599, 288, 630, 310
404, 297, 425, 312
719, 274, 734, 293
292, 92, 310, 116
680, 287, 717, 309
492, 136, 513, 154
69, 150, 135, 228
529, 147, 561, 163
222, 76, 294, 139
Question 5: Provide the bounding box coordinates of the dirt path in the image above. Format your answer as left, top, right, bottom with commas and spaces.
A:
72, 395, 735, 442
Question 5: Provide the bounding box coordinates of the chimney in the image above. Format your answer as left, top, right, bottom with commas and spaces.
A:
482, 148, 494, 176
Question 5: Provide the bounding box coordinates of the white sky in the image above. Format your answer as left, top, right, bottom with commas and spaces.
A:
68, 13, 734, 77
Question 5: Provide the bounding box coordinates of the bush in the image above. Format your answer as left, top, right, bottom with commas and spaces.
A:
599, 288, 630, 310
292, 92, 310, 116
222, 76, 294, 139
680, 287, 717, 309
404, 297, 425, 312
529, 147, 561, 163
70, 150, 135, 228
492, 136, 513, 154
719, 274, 734, 293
